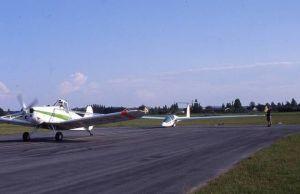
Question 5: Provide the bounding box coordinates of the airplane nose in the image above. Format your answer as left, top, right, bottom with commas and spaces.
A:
162, 122, 172, 127
32, 116, 42, 124
30, 112, 42, 124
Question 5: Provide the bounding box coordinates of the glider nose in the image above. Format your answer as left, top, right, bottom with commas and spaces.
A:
162, 122, 169, 127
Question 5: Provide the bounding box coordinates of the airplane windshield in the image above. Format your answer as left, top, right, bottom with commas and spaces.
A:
54, 99, 69, 111
163, 116, 173, 123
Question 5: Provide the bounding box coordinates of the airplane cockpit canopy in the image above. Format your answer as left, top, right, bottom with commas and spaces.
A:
54, 99, 69, 111
163, 115, 175, 123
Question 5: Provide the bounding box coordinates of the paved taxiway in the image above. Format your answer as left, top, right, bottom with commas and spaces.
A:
0, 124, 299, 194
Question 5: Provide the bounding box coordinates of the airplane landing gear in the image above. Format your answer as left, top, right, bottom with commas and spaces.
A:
55, 132, 63, 142
23, 132, 30, 142
88, 130, 93, 136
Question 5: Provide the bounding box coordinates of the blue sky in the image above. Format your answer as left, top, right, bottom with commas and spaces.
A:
0, 0, 300, 109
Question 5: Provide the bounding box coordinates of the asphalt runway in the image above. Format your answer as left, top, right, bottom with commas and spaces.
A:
0, 124, 299, 194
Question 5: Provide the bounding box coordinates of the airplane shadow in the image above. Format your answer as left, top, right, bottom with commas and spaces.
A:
0, 137, 89, 143
135, 126, 164, 130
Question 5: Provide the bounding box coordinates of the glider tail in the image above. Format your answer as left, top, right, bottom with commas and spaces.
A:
84, 106, 94, 131
186, 104, 191, 118
84, 106, 93, 117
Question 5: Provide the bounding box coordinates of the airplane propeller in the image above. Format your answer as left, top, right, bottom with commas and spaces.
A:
17, 94, 27, 110
17, 94, 38, 114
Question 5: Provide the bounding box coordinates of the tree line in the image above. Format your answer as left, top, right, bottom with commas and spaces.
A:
145, 98, 300, 114
73, 104, 126, 114
0, 98, 299, 116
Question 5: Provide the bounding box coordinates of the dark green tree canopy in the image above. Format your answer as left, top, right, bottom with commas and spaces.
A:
0, 107, 5, 116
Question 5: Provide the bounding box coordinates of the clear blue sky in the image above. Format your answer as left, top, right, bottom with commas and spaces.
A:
0, 0, 300, 109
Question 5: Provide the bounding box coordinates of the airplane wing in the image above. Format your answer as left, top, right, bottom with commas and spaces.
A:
46, 110, 146, 130
0, 114, 36, 127
142, 116, 166, 120
177, 114, 264, 121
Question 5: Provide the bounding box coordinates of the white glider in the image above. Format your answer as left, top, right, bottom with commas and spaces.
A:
143, 104, 263, 127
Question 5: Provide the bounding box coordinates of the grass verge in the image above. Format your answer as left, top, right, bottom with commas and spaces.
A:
195, 133, 300, 194
0, 124, 31, 135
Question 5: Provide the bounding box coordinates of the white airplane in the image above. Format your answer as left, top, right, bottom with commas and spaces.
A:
143, 104, 263, 127
0, 97, 147, 141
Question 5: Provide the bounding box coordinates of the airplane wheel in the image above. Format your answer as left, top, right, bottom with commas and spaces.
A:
23, 132, 30, 142
55, 132, 63, 142
172, 124, 176, 127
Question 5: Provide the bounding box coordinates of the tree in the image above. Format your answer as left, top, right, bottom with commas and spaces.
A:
291, 98, 297, 111
285, 101, 292, 112
0, 107, 5, 116
248, 101, 256, 111
233, 98, 243, 112
291, 98, 297, 106
162, 105, 168, 114
192, 99, 202, 113
169, 103, 179, 114
221, 103, 226, 112
204, 106, 213, 113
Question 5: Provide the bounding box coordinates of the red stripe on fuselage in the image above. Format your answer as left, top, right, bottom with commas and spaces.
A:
121, 110, 135, 120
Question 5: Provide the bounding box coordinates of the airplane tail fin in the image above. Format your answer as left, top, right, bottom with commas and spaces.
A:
84, 106, 94, 131
84, 106, 93, 117
186, 104, 191, 118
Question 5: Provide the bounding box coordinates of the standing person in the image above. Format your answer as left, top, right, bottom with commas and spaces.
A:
265, 106, 272, 127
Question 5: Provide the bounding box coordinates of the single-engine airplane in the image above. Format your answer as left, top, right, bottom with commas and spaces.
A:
0, 97, 147, 141
143, 104, 263, 127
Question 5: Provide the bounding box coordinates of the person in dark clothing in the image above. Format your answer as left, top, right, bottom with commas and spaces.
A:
266, 107, 272, 127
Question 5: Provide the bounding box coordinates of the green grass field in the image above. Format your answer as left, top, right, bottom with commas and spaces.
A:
0, 124, 48, 135
0, 124, 30, 135
0, 112, 299, 135
195, 133, 300, 194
